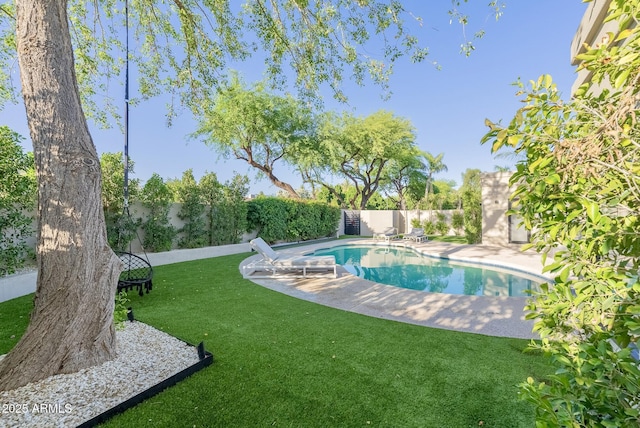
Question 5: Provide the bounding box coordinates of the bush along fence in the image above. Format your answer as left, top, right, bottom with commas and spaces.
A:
247, 198, 341, 244
107, 196, 341, 253
0, 126, 37, 276
3, 203, 472, 276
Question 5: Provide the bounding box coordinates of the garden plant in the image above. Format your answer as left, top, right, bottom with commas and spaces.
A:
484, 1, 640, 425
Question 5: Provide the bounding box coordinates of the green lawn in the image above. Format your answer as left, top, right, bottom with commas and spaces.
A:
0, 251, 551, 427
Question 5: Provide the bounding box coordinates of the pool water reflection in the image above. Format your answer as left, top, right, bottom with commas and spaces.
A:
313, 245, 542, 297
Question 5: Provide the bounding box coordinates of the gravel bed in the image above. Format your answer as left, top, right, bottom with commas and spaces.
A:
0, 322, 199, 427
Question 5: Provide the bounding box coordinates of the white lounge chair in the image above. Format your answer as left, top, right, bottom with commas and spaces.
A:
242, 237, 337, 279
403, 228, 426, 242
373, 227, 398, 243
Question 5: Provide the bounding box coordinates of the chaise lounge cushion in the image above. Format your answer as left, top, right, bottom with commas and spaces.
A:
403, 228, 425, 241
273, 255, 336, 267
250, 237, 281, 261
249, 237, 336, 267
373, 227, 398, 241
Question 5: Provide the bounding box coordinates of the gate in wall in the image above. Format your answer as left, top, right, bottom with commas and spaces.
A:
343, 210, 360, 235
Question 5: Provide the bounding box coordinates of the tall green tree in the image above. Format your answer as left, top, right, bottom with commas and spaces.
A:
199, 172, 224, 246
222, 173, 250, 244
422, 152, 448, 212
301, 110, 419, 209
382, 155, 427, 210
460, 168, 481, 244
196, 76, 314, 198
0, 0, 499, 391
100, 152, 140, 250
140, 173, 176, 252
0, 126, 35, 275
173, 169, 207, 249
483, 2, 640, 424
199, 172, 249, 246
432, 179, 460, 210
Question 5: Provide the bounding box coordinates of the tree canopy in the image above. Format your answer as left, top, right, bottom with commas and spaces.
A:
0, 1, 474, 117
422, 152, 448, 208
195, 75, 313, 198
381, 153, 427, 210
299, 109, 419, 209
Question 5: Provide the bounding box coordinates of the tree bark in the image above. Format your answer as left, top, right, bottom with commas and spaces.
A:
0, 0, 121, 391
243, 156, 300, 199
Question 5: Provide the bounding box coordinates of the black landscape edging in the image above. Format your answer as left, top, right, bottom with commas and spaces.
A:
77, 341, 213, 428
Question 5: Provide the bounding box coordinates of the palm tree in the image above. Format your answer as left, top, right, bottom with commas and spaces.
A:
423, 152, 448, 218
492, 147, 524, 171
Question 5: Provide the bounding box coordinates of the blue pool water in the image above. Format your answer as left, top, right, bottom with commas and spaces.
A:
313, 245, 542, 297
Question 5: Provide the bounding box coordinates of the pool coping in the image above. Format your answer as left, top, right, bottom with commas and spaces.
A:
240, 238, 552, 340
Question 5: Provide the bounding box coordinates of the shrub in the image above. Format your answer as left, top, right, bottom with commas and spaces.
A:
460, 169, 481, 244
421, 220, 435, 235
200, 172, 248, 246
106, 213, 142, 252
100, 152, 141, 250
451, 211, 464, 236
482, 3, 640, 425
247, 198, 289, 243
434, 212, 449, 235
175, 170, 207, 249
0, 127, 36, 275
435, 220, 449, 236
247, 197, 340, 243
140, 173, 176, 252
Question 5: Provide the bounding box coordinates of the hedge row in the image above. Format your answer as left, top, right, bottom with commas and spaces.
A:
247, 197, 340, 244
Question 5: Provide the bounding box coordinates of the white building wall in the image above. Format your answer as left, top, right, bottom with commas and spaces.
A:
481, 171, 513, 247
570, 0, 615, 95
359, 210, 398, 236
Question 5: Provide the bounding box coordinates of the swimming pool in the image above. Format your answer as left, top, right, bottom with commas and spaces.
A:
312, 245, 543, 297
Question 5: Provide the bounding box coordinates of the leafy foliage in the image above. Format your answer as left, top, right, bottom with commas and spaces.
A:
380, 154, 427, 210
0, 1, 498, 122
431, 180, 461, 210
451, 210, 464, 236
113, 291, 130, 330
434, 212, 449, 236
140, 173, 176, 252
196, 76, 313, 198
100, 152, 141, 251
421, 152, 448, 210
301, 110, 420, 209
460, 168, 482, 244
482, 2, 640, 425
0, 127, 35, 275
200, 172, 249, 246
421, 220, 436, 236
247, 197, 340, 243
173, 169, 208, 249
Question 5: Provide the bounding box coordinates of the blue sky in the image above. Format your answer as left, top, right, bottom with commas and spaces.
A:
5, 1, 588, 195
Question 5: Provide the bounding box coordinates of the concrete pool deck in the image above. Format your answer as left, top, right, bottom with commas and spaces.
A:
240, 238, 552, 340
1, 239, 549, 339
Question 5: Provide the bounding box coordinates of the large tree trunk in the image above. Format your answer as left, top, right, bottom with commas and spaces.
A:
0, 0, 121, 391
243, 156, 300, 199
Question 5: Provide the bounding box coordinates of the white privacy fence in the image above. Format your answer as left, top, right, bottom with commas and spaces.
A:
337, 209, 460, 237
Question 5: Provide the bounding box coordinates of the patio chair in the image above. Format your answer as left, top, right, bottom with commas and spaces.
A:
243, 237, 337, 279
402, 228, 426, 242
373, 227, 398, 243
